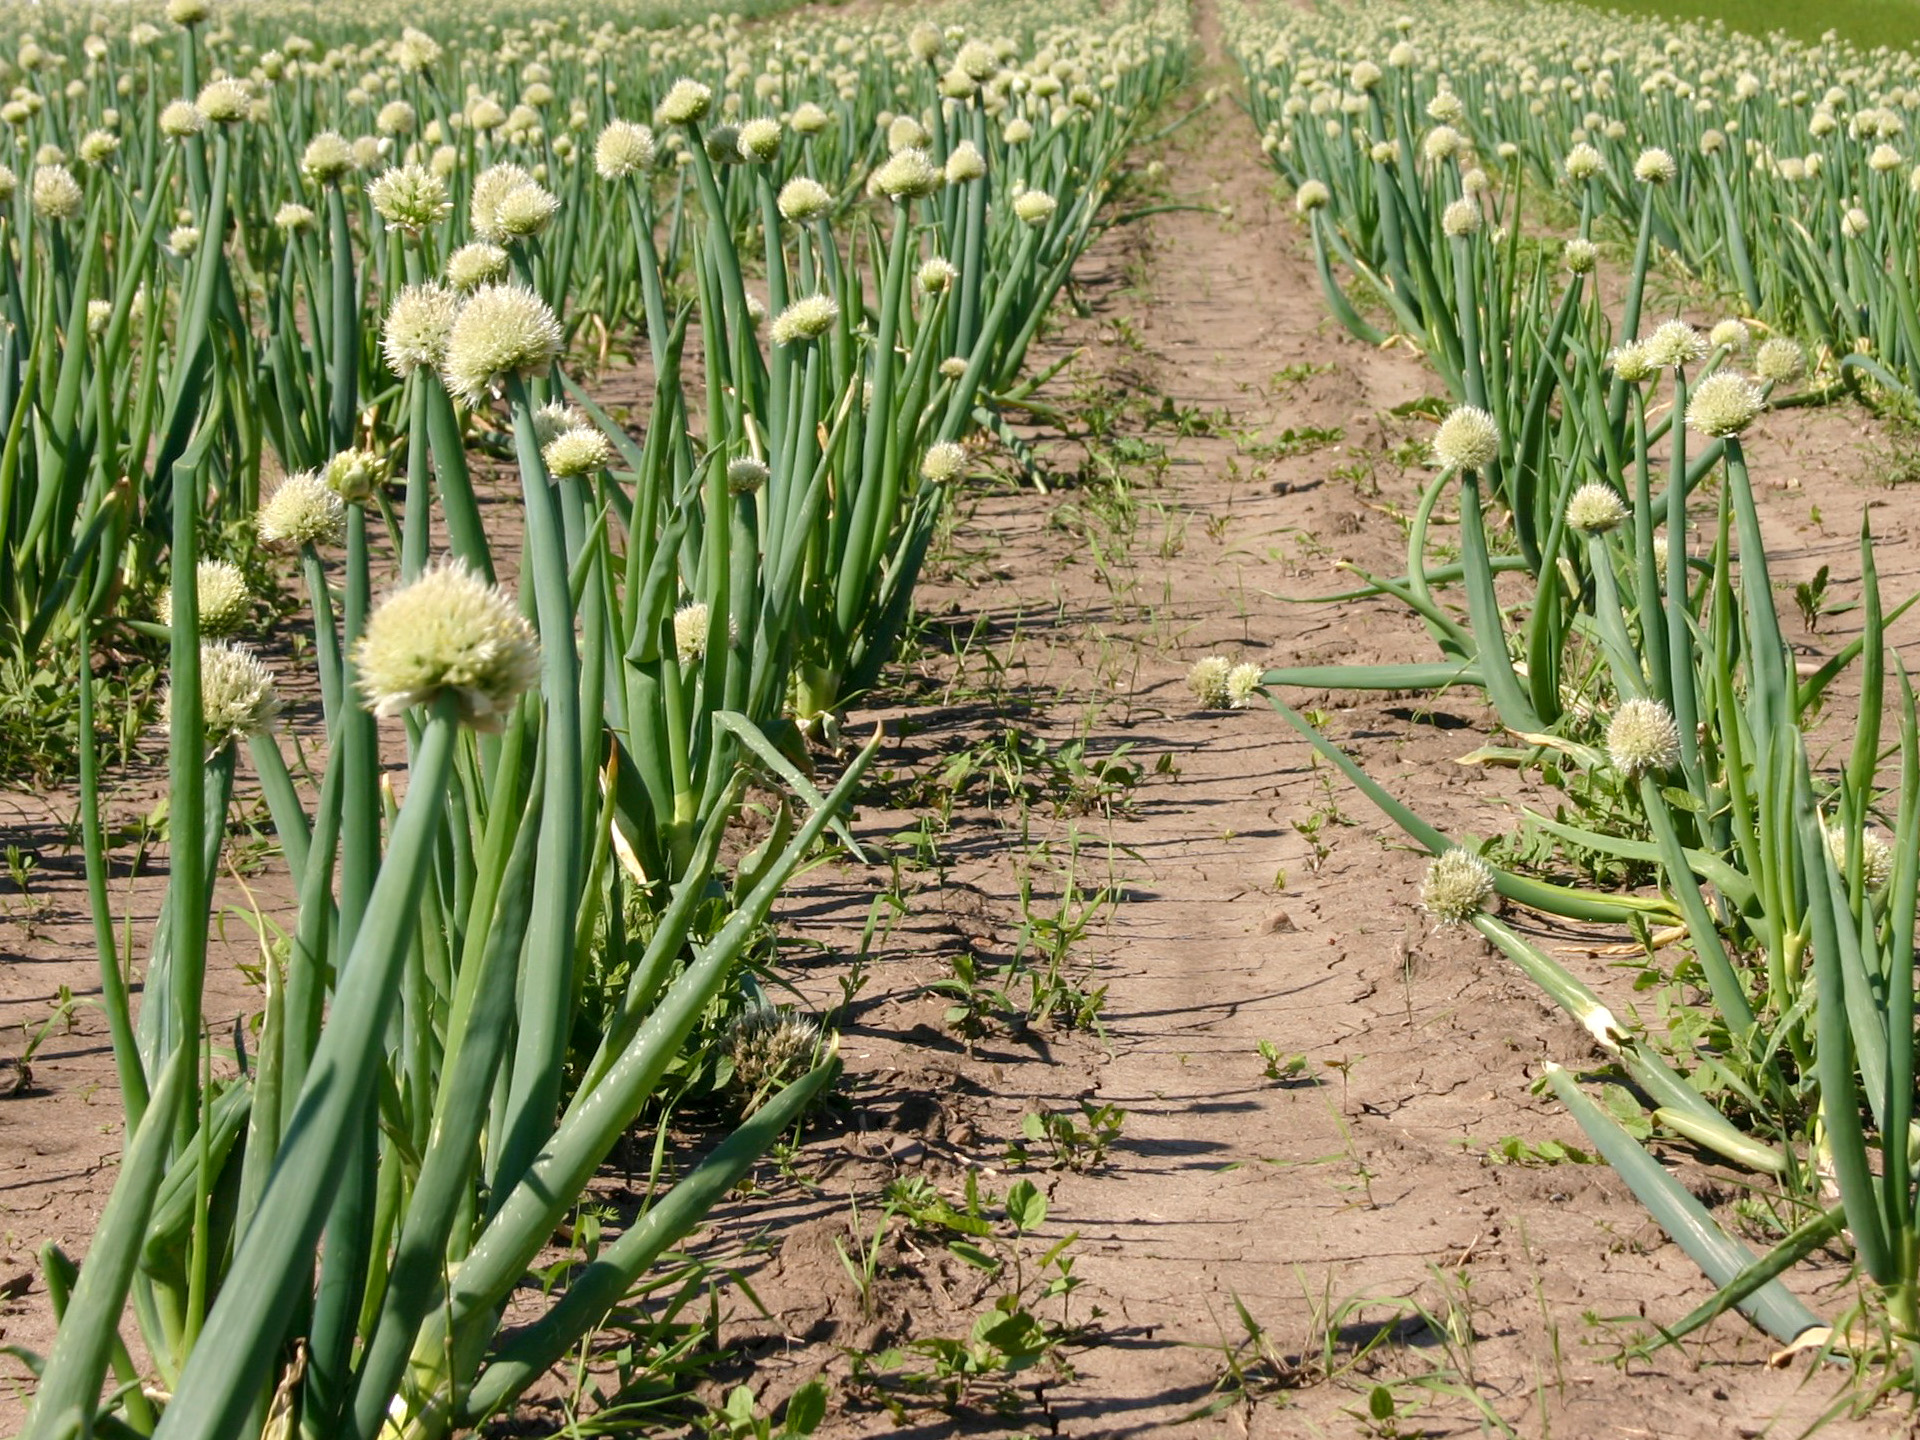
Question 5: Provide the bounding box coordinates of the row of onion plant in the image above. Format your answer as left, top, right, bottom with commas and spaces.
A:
11, 1, 1193, 1436
1222, 0, 1920, 1381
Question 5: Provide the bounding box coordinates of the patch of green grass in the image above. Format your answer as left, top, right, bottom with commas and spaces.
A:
1556, 0, 1920, 50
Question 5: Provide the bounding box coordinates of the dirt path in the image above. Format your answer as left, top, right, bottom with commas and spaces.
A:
715, 10, 1906, 1436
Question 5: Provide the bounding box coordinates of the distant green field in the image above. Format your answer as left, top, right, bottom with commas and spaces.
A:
1562, 0, 1920, 49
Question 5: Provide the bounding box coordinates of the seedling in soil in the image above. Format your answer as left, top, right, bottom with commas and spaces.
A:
5, 845, 38, 900
703, 1379, 829, 1439
1256, 1040, 1311, 1084
847, 1178, 1096, 1420
1233, 424, 1344, 462
1475, 1135, 1598, 1168
1007, 1102, 1127, 1172
835, 1194, 894, 1321
1014, 839, 1117, 1033
1270, 361, 1336, 391
930, 950, 1020, 1039
1794, 563, 1831, 632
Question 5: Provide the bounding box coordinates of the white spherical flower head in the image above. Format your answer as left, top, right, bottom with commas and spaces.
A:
1294, 178, 1331, 213
322, 447, 386, 504
1441, 198, 1481, 236
1607, 697, 1682, 779
954, 39, 997, 81
1685, 371, 1764, 438
790, 102, 830, 136
777, 176, 831, 221
0, 166, 17, 205
196, 78, 249, 124
938, 356, 968, 379
1013, 188, 1057, 226
908, 21, 943, 65
377, 100, 417, 137
356, 562, 539, 730
383, 282, 460, 376
1426, 89, 1464, 124
869, 147, 942, 201
769, 294, 838, 346
1633, 147, 1677, 184
673, 601, 711, 663
494, 184, 561, 240
944, 139, 986, 184
595, 120, 656, 180
1563, 237, 1598, 274
918, 256, 958, 294
1825, 823, 1895, 891
1370, 140, 1399, 166
1225, 662, 1264, 709
1187, 655, 1232, 708
160, 559, 252, 636
887, 115, 929, 153
737, 116, 782, 162
470, 163, 557, 244
168, 641, 282, 749
1643, 319, 1707, 370
368, 162, 450, 232
167, 225, 202, 258
1869, 143, 1903, 173
257, 470, 345, 547
1419, 848, 1496, 926
274, 202, 316, 232
301, 131, 355, 185
920, 441, 967, 484
441, 283, 563, 405
656, 77, 713, 127
1432, 405, 1500, 471
543, 425, 612, 479
446, 241, 510, 292
79, 130, 121, 168
1566, 482, 1628, 534
86, 299, 112, 337
1563, 142, 1604, 181
392, 25, 441, 73
166, 0, 211, 25
531, 402, 589, 447
31, 164, 83, 221
1003, 117, 1033, 145
1422, 124, 1464, 163
1606, 341, 1656, 383
726, 1002, 820, 1105
1840, 207, 1869, 240
1351, 60, 1383, 92
1708, 318, 1750, 352
727, 457, 768, 494
1755, 336, 1805, 383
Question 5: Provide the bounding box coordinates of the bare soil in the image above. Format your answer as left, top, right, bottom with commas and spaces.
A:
5, 12, 1920, 1439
